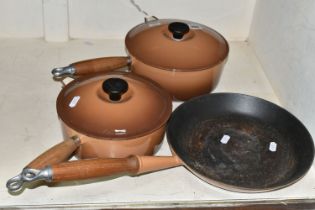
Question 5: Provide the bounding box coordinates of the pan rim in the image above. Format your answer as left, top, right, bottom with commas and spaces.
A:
166, 92, 315, 192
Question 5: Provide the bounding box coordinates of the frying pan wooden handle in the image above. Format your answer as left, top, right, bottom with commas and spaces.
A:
72, 56, 130, 76
27, 137, 80, 169
50, 155, 182, 182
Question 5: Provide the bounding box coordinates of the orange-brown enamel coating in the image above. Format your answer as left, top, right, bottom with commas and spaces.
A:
132, 57, 226, 100
65, 55, 226, 100
57, 73, 172, 139
60, 121, 166, 159
134, 155, 182, 174
125, 19, 229, 100
125, 19, 229, 71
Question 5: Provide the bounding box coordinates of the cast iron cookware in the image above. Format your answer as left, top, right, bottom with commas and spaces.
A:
9, 93, 314, 192
6, 72, 172, 192
52, 18, 229, 100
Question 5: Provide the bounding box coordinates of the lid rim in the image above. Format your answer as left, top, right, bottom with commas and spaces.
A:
125, 19, 229, 72
128, 52, 229, 72
56, 72, 172, 140
59, 117, 170, 141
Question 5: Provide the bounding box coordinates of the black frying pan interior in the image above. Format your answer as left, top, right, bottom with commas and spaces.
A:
167, 93, 314, 191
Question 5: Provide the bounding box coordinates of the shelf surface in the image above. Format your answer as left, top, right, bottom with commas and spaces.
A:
0, 39, 314, 209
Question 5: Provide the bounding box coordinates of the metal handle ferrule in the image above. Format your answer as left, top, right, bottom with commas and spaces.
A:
6, 166, 52, 192
51, 65, 76, 79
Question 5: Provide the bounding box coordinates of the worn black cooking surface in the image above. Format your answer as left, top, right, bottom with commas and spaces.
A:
185, 115, 296, 188
167, 93, 314, 191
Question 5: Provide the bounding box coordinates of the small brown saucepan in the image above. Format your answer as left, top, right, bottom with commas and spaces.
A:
8, 93, 314, 192
52, 18, 229, 100
6, 72, 172, 192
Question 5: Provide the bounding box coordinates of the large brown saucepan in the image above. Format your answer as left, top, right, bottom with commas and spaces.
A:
6, 72, 172, 192
52, 18, 229, 100
8, 93, 314, 192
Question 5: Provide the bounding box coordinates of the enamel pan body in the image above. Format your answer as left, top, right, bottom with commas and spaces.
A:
57, 72, 172, 158
125, 19, 229, 100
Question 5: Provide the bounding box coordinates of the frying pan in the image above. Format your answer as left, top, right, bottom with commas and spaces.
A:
8, 93, 314, 192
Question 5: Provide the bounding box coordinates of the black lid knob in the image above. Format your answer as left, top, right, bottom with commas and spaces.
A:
102, 78, 128, 101
168, 22, 190, 40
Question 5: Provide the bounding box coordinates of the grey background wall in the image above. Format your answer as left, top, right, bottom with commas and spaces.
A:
250, 0, 315, 136
0, 0, 256, 41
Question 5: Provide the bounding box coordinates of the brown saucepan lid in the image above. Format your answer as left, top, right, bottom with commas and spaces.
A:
125, 19, 229, 71
56, 72, 172, 139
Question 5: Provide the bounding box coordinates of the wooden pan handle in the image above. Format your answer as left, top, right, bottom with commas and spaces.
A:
51, 156, 138, 182
72, 56, 130, 76
6, 138, 81, 192
27, 137, 80, 169
50, 155, 182, 182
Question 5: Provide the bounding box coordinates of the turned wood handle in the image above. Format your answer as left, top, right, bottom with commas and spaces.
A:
51, 156, 139, 182
27, 138, 80, 169
72, 56, 129, 76
50, 155, 182, 182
